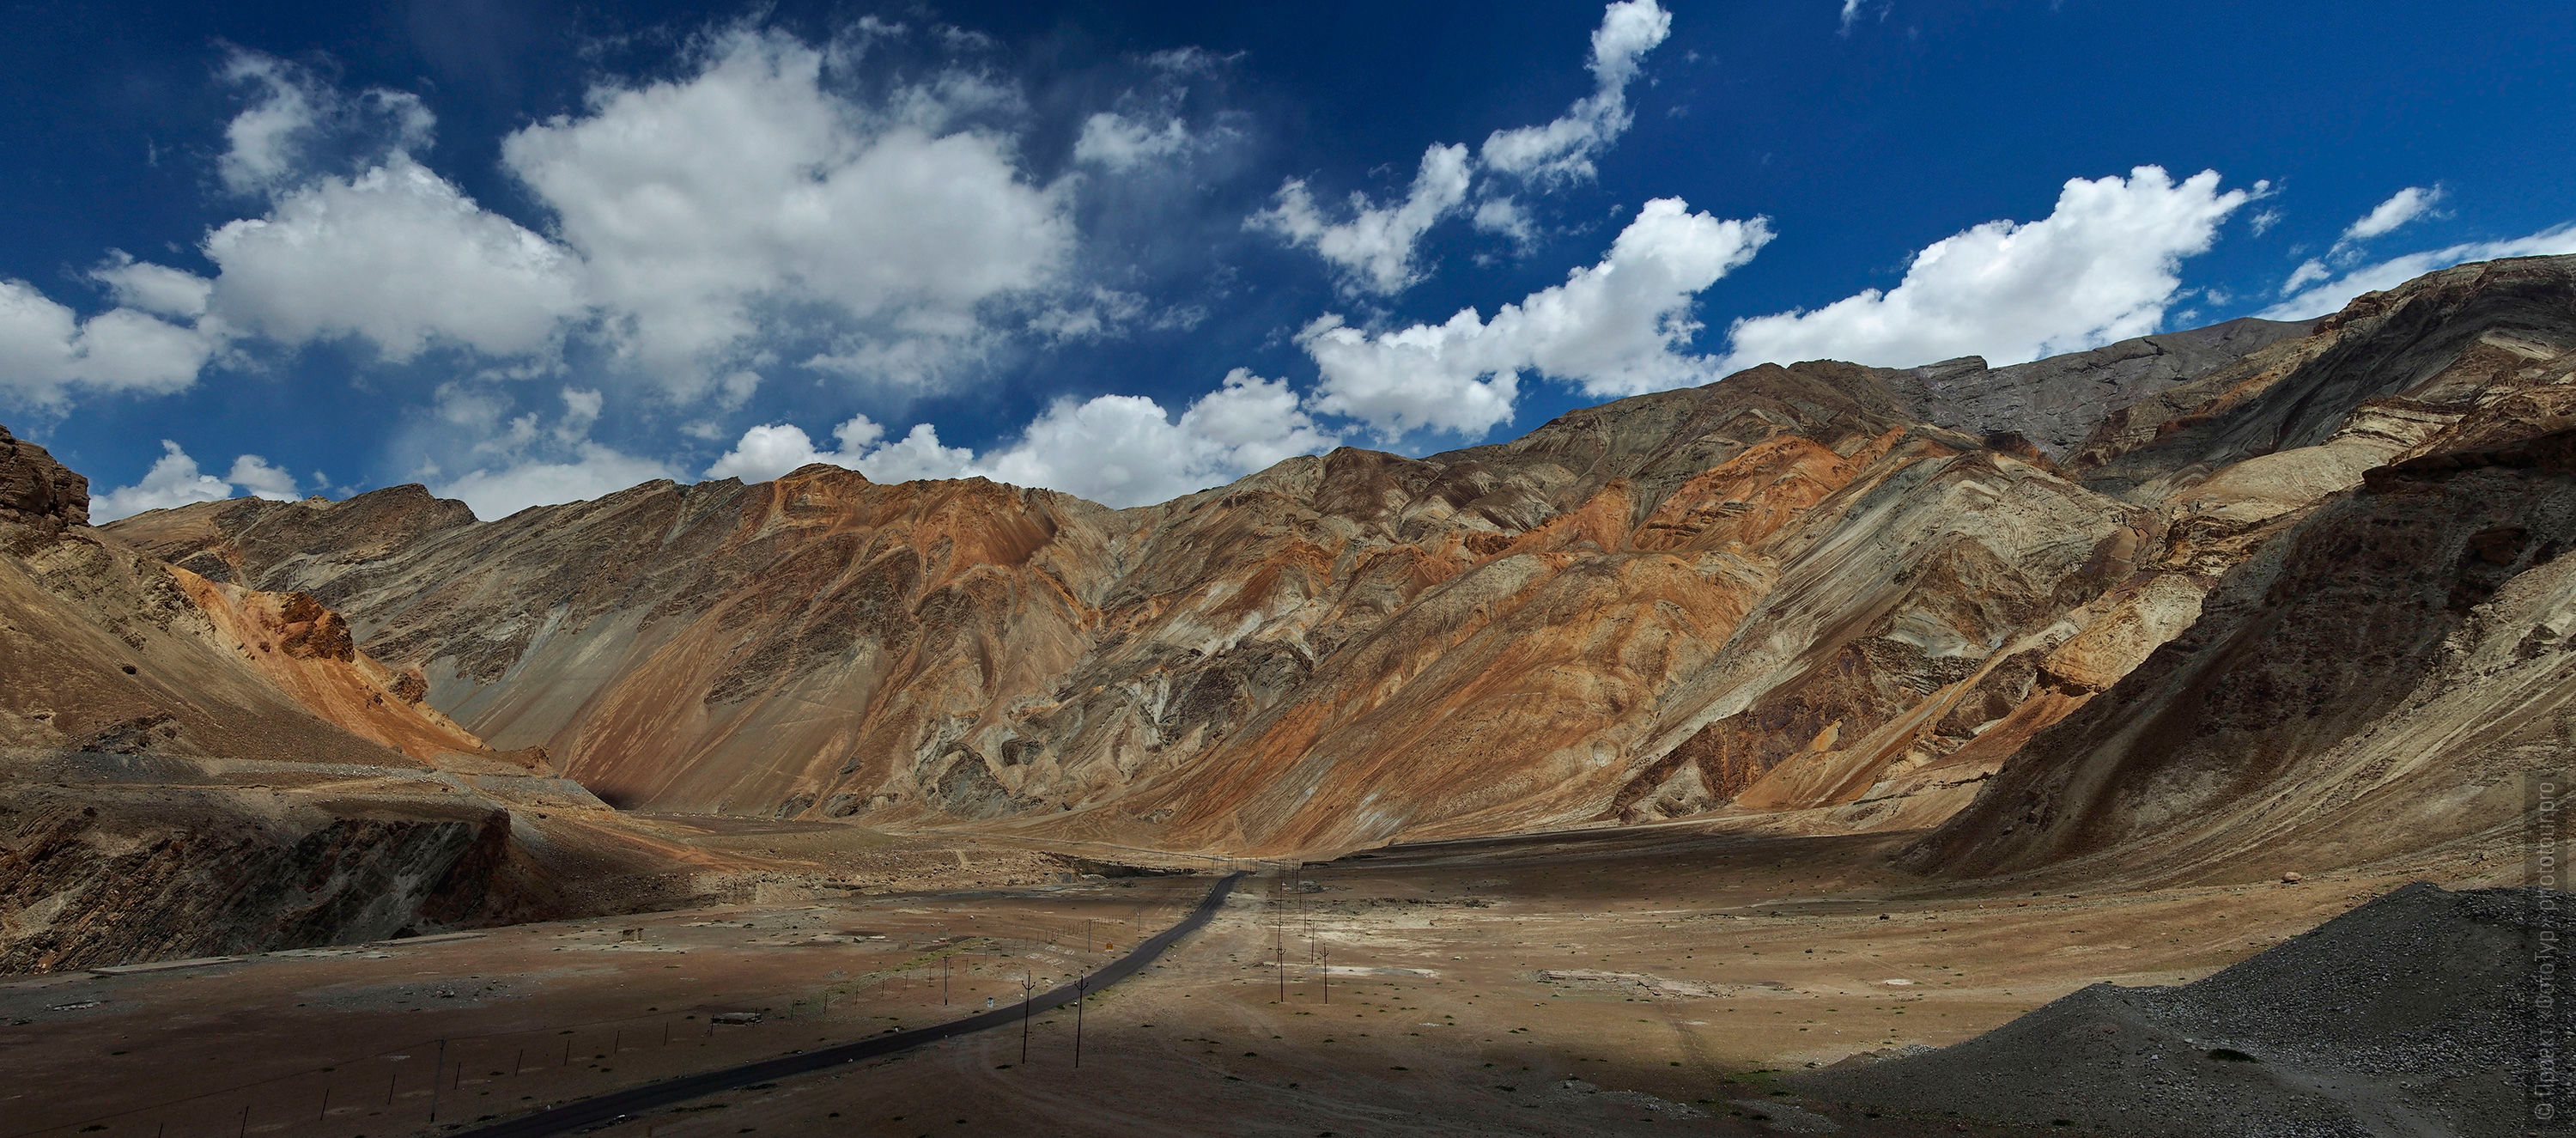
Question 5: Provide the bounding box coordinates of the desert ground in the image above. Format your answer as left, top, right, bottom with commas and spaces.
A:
3, 812, 2494, 1138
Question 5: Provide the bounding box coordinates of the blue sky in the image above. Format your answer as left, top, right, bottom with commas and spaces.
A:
4, 0, 2571, 520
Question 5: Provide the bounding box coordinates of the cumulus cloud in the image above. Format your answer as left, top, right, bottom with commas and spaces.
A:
217, 50, 436, 197
1254, 2, 1674, 295
1072, 112, 1192, 171
704, 415, 984, 486
90, 441, 297, 521
225, 454, 301, 500
1252, 143, 1473, 296
1472, 197, 1538, 246
705, 368, 1334, 506
1479, 0, 1671, 183
2261, 223, 2576, 320
1303, 198, 1771, 438
416, 385, 679, 520
433, 447, 677, 521
0, 280, 211, 408
500, 28, 1071, 392
982, 369, 1337, 504
1724, 167, 2251, 370
204, 156, 584, 361
89, 253, 212, 319
219, 52, 325, 194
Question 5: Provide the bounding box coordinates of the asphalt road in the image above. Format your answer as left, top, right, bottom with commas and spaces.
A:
450, 872, 1247, 1138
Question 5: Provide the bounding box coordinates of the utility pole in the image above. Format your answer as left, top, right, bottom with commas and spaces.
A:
429, 1038, 446, 1123
1073, 969, 1087, 1068
1019, 971, 1034, 1066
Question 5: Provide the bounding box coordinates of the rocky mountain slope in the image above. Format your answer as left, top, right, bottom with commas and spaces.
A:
1905, 254, 2576, 885
0, 426, 681, 970
104, 256, 2576, 873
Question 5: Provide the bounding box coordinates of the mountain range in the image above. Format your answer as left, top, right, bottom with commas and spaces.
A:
9, 253, 2574, 965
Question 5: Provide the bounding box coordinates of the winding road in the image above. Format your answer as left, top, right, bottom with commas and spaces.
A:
452, 871, 1246, 1138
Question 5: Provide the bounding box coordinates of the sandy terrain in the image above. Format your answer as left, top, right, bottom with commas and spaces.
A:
5, 817, 2493, 1138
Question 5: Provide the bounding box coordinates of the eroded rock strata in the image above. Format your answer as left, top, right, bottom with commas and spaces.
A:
0, 429, 647, 968
89, 255, 2576, 874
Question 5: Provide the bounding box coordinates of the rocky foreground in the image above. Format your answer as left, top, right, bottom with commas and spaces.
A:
1799, 881, 2569, 1137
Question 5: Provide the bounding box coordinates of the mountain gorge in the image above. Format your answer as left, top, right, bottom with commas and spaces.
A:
61, 254, 2576, 884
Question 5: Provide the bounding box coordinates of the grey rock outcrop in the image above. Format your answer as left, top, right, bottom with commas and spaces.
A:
1885, 317, 2317, 460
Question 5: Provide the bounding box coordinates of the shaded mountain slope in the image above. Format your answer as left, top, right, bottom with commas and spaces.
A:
1905, 254, 2576, 883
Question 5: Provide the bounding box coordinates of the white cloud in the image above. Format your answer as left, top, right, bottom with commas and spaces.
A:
1724, 166, 2250, 370
1480, 0, 1672, 183
1252, 143, 1473, 296
702, 422, 846, 484
1027, 287, 1148, 343
1072, 112, 1191, 171
2261, 223, 2576, 320
218, 52, 324, 195
1303, 198, 1771, 438
499, 27, 1071, 393
2276, 185, 2451, 298
94, 441, 232, 520
2249, 208, 2281, 236
983, 369, 1336, 504
226, 454, 300, 500
75, 309, 216, 393
433, 445, 680, 521
703, 368, 1334, 507
91, 441, 297, 521
2344, 185, 2442, 242
2281, 258, 2332, 295
401, 384, 679, 520
0, 280, 210, 408
704, 414, 985, 487
841, 418, 987, 484
1253, 2, 1674, 295
203, 156, 584, 362
217, 50, 435, 197
89, 252, 212, 319
1472, 197, 1538, 246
